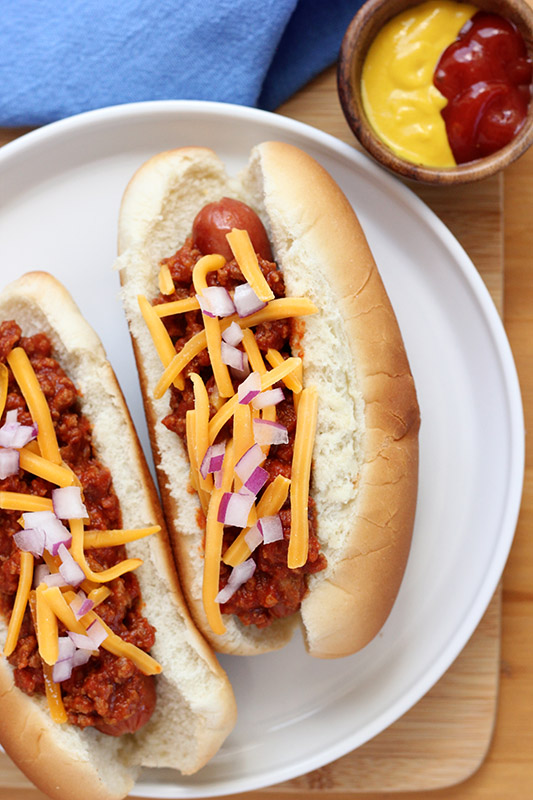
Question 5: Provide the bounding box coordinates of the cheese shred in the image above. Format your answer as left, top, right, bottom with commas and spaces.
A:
288, 386, 318, 569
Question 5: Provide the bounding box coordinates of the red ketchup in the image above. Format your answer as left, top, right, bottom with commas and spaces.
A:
434, 12, 532, 164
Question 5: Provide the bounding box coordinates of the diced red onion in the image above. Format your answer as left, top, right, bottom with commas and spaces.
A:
42, 572, 68, 588
195, 293, 216, 318
57, 543, 85, 587
214, 468, 223, 489
57, 635, 76, 663
244, 524, 263, 553
253, 418, 289, 446
217, 491, 256, 528
234, 444, 266, 484
243, 465, 268, 495
13, 528, 46, 557
215, 558, 257, 604
52, 658, 73, 683
22, 511, 72, 556
198, 286, 236, 318
258, 515, 284, 544
237, 371, 261, 405
229, 357, 251, 382
200, 441, 226, 480
0, 409, 38, 449
0, 448, 19, 479
33, 563, 51, 588
71, 648, 93, 668
52, 486, 88, 520
222, 321, 243, 346
221, 341, 247, 372
233, 283, 267, 318
69, 590, 94, 620
67, 630, 96, 651
252, 387, 285, 409
86, 619, 108, 648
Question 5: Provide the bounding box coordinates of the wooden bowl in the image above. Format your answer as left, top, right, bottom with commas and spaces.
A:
337, 0, 533, 184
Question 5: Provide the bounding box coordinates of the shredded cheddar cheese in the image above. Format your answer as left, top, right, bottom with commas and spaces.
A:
83, 526, 160, 548
69, 518, 143, 583
222, 475, 291, 566
3, 551, 33, 657
35, 583, 59, 665
158, 262, 175, 295
0, 492, 54, 512
19, 448, 77, 488
266, 349, 303, 394
226, 229, 274, 302
288, 386, 318, 569
0, 363, 7, 419
153, 298, 316, 399
193, 255, 233, 398
154, 296, 201, 317
190, 373, 214, 492
28, 591, 67, 724
7, 347, 62, 465
202, 439, 235, 635
185, 410, 210, 514
207, 357, 302, 445
137, 294, 184, 390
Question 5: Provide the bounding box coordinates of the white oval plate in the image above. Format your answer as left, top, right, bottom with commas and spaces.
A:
0, 101, 524, 798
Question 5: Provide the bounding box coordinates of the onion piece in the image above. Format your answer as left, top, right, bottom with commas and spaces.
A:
52, 486, 88, 520
253, 418, 289, 446
244, 524, 263, 553
252, 387, 285, 409
215, 558, 256, 604
242, 466, 268, 496
70, 590, 95, 620
0, 410, 38, 449
217, 491, 256, 528
21, 510, 72, 556
42, 572, 68, 588
57, 543, 85, 587
234, 443, 266, 483
57, 636, 76, 663
67, 630, 97, 651
86, 618, 108, 648
233, 283, 267, 318
198, 286, 236, 318
13, 528, 45, 557
200, 441, 226, 480
222, 321, 244, 346
221, 341, 247, 372
33, 563, 51, 588
71, 648, 93, 668
237, 372, 261, 405
52, 658, 73, 683
0, 448, 19, 479
258, 515, 284, 544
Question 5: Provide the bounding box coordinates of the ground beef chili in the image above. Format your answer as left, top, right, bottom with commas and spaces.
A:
155, 235, 327, 629
0, 321, 156, 736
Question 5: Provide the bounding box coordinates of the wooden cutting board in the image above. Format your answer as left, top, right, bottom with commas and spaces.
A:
0, 71, 504, 798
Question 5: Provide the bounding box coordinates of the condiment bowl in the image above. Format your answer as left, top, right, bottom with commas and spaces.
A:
337, 0, 533, 184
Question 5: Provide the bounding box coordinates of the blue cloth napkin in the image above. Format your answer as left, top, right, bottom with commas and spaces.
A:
0, 0, 363, 127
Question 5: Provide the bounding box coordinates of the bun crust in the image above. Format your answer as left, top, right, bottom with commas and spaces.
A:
0, 272, 236, 800
117, 143, 420, 658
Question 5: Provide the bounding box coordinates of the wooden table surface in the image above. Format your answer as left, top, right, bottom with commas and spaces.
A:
1, 62, 532, 800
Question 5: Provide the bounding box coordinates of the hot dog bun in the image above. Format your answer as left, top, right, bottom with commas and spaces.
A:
0, 272, 236, 800
117, 142, 420, 658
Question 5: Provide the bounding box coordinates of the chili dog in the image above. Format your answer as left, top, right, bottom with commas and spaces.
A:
117, 142, 420, 658
0, 272, 236, 800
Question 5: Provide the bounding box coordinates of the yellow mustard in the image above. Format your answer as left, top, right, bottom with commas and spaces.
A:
361, 0, 477, 167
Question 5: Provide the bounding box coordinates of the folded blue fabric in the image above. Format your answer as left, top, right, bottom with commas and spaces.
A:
0, 0, 362, 127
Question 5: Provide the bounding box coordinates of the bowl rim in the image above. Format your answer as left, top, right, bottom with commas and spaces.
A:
337, 0, 533, 185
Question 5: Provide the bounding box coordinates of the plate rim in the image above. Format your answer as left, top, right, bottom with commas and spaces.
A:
0, 99, 525, 797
